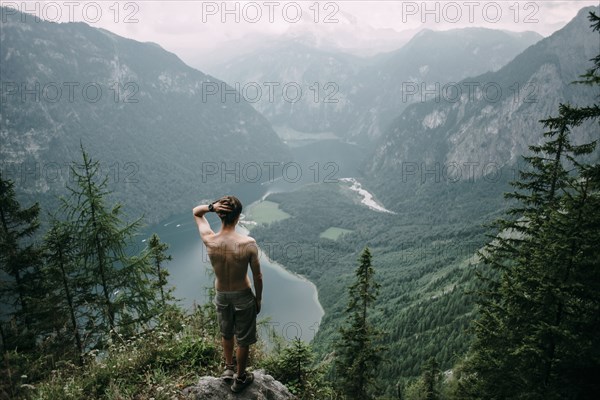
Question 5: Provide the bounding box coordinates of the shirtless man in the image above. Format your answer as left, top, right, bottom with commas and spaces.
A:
193, 195, 263, 393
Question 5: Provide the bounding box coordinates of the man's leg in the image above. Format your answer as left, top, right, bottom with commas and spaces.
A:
214, 294, 235, 381
236, 345, 250, 377
231, 290, 257, 392
220, 336, 236, 382
223, 336, 234, 366
232, 343, 255, 392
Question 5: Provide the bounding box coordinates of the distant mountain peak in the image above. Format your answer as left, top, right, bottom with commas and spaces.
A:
365, 5, 599, 209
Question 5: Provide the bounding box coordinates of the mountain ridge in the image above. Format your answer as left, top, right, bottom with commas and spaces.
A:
364, 5, 600, 210
0, 7, 290, 223
214, 26, 542, 144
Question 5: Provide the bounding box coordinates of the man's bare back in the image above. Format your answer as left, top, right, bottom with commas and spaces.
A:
192, 196, 262, 309
205, 231, 259, 292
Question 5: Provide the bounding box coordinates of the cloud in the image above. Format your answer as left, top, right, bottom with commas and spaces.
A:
26, 0, 599, 67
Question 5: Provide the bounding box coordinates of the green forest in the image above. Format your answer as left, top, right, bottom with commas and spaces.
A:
1, 10, 599, 400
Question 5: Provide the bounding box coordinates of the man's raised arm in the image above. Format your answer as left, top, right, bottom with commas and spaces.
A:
193, 200, 233, 242
193, 204, 214, 243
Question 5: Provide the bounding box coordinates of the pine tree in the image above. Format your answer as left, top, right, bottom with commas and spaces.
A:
0, 173, 41, 351
335, 247, 384, 400
270, 338, 315, 396
401, 358, 442, 400
146, 233, 174, 308
266, 337, 337, 400
39, 217, 85, 365
61, 144, 159, 343
460, 11, 600, 400
422, 357, 440, 400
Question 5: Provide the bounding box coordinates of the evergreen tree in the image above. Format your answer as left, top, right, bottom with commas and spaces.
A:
146, 233, 174, 309
268, 338, 315, 396
422, 357, 440, 400
61, 145, 159, 343
460, 11, 600, 400
38, 216, 85, 365
334, 247, 384, 399
401, 358, 442, 400
265, 337, 337, 400
0, 173, 41, 351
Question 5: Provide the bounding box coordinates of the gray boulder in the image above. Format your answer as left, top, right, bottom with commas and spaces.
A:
182, 369, 296, 400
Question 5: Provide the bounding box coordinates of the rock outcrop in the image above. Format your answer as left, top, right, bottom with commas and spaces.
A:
182, 369, 295, 400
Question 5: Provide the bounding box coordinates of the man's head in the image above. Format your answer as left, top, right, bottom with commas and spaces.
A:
216, 195, 243, 226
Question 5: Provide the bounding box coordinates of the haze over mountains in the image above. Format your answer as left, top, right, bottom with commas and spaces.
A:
195, 12, 421, 73
216, 28, 542, 143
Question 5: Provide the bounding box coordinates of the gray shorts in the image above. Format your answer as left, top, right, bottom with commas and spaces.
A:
214, 288, 257, 347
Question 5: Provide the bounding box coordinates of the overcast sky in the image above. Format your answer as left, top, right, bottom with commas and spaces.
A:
12, 1, 599, 69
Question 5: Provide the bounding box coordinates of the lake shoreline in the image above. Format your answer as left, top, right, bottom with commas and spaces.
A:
241, 198, 326, 336
239, 212, 326, 321
256, 244, 326, 319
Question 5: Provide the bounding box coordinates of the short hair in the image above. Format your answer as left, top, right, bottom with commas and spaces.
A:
217, 195, 243, 225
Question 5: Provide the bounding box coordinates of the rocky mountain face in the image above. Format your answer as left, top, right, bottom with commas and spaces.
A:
365, 6, 600, 210
0, 8, 290, 222
349, 28, 543, 142
214, 29, 541, 143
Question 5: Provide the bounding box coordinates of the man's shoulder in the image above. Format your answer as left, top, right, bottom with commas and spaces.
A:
238, 235, 258, 252
233, 231, 255, 243
200, 231, 217, 245
241, 236, 257, 247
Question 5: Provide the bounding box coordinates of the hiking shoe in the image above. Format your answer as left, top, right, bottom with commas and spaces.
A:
221, 364, 235, 383
231, 372, 254, 393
